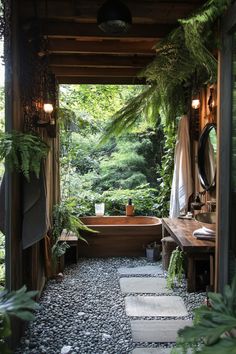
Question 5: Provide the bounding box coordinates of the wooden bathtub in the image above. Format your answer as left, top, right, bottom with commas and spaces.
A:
78, 216, 162, 257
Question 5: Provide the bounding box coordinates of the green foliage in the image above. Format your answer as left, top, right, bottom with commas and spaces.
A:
101, 185, 159, 216
52, 200, 97, 260
0, 131, 49, 181
99, 140, 147, 190
167, 246, 184, 289
0, 233, 4, 289
100, 0, 229, 143
179, 0, 230, 82
70, 184, 158, 216
0, 286, 39, 353
100, 86, 159, 143
173, 275, 236, 354
60, 84, 143, 125
59, 85, 166, 217
156, 124, 176, 217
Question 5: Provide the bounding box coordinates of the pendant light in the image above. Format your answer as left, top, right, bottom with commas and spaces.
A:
97, 0, 132, 34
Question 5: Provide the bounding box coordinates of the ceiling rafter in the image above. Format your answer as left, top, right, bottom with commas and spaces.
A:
20, 0, 205, 83
49, 54, 154, 68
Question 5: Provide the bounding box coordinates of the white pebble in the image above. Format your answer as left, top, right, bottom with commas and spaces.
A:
61, 345, 72, 354
102, 333, 112, 341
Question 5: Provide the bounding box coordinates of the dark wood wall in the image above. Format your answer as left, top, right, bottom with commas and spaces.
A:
5, 1, 60, 295
190, 84, 217, 207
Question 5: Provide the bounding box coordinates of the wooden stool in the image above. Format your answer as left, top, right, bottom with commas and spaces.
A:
161, 236, 177, 270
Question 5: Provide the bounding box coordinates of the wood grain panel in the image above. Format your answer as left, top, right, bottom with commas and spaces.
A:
48, 39, 156, 54
57, 76, 146, 84
50, 54, 154, 68
52, 66, 140, 77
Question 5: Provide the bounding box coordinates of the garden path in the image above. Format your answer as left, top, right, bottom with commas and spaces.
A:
15, 258, 204, 354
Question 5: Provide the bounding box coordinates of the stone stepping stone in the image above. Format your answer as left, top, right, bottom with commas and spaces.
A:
131, 319, 192, 342
118, 265, 162, 276
132, 348, 171, 354
125, 296, 188, 317
120, 277, 170, 294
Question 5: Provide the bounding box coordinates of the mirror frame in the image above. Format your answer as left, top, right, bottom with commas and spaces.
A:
198, 123, 217, 191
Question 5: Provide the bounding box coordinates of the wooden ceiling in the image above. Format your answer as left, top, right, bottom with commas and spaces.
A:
20, 0, 205, 84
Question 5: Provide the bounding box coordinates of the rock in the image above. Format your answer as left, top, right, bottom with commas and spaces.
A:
61, 345, 73, 354
102, 333, 112, 341
14, 257, 204, 354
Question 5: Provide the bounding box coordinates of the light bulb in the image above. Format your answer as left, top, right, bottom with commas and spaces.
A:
43, 103, 53, 114
192, 99, 200, 110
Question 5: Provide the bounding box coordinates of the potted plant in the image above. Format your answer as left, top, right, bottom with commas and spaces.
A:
146, 242, 161, 261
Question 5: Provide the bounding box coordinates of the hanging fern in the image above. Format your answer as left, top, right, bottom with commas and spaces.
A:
167, 246, 184, 289
179, 0, 230, 82
0, 131, 49, 181
99, 85, 159, 144
100, 0, 229, 142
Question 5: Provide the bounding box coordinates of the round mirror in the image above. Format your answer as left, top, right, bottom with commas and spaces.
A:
198, 123, 217, 191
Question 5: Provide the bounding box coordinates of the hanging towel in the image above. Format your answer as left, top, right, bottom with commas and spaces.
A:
169, 115, 193, 218
22, 164, 49, 249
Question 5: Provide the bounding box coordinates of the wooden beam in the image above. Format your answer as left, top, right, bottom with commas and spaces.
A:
48, 39, 156, 55
57, 76, 146, 85
20, 0, 204, 24
43, 22, 176, 40
52, 66, 140, 77
49, 54, 154, 68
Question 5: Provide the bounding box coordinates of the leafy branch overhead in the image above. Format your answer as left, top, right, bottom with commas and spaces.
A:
0, 131, 49, 181
101, 0, 230, 141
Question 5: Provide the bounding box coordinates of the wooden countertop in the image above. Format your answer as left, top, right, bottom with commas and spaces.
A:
162, 218, 215, 253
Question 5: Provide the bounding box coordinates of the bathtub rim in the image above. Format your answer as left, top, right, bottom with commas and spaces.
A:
79, 215, 162, 228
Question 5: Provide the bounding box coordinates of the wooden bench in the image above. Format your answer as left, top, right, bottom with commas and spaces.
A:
162, 218, 215, 292
58, 232, 78, 272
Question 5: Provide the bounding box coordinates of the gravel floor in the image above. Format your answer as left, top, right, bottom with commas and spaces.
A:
15, 257, 206, 354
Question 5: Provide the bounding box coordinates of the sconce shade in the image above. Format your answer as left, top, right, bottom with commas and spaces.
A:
43, 103, 54, 114
97, 0, 132, 34
192, 99, 200, 110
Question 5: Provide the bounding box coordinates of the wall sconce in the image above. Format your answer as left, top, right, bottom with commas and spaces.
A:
208, 87, 215, 112
31, 101, 56, 137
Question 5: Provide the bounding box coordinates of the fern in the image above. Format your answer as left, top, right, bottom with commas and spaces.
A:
52, 200, 98, 260
100, 0, 229, 142
99, 85, 159, 144
0, 131, 49, 181
179, 0, 230, 82
167, 246, 184, 289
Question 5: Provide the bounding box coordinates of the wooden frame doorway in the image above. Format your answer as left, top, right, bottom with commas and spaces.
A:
218, 0, 236, 292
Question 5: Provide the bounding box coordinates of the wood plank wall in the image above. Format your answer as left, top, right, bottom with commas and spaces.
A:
6, 1, 60, 297
190, 84, 217, 208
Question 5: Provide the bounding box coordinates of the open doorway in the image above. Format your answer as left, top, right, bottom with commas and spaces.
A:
58, 84, 175, 221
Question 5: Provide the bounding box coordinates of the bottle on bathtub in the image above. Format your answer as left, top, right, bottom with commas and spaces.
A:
126, 198, 134, 216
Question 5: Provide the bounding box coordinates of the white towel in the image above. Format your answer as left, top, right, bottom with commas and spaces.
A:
170, 115, 193, 217
193, 227, 216, 236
